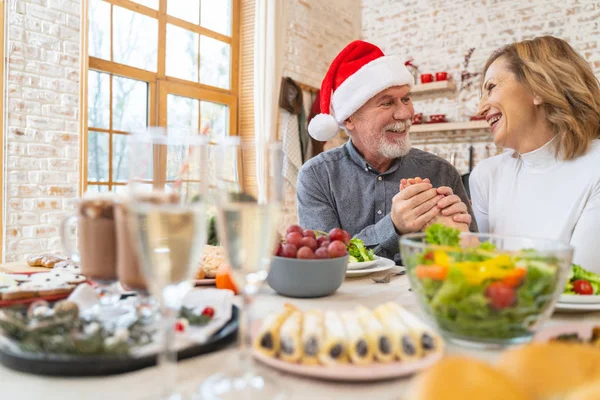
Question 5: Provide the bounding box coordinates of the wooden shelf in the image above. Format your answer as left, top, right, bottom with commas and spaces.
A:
411, 80, 456, 94
410, 120, 489, 133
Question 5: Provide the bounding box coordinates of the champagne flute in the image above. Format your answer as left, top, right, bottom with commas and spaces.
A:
127, 127, 209, 400
200, 137, 284, 400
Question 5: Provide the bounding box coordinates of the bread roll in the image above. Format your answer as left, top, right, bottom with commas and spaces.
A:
496, 342, 600, 400
408, 356, 532, 400
567, 381, 600, 400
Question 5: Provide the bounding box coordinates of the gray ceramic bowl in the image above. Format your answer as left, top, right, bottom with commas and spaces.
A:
267, 255, 349, 298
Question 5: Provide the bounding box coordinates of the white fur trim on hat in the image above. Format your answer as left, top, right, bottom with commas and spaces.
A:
308, 113, 340, 141
331, 56, 414, 123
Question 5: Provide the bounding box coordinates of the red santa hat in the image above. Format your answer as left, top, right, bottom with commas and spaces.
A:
308, 40, 414, 141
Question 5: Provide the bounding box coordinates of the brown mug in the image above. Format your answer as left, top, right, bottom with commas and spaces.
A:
60, 193, 118, 283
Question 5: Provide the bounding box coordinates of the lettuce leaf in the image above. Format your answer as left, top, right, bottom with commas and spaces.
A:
424, 224, 461, 247
347, 238, 375, 262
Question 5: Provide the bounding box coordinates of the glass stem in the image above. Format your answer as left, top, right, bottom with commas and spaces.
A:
239, 284, 258, 376
159, 304, 178, 400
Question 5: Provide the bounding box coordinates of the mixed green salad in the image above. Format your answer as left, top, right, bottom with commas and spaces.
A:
408, 224, 560, 340
564, 264, 600, 295
348, 238, 375, 263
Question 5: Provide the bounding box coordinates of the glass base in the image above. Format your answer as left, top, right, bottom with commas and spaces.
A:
444, 333, 533, 350
199, 371, 285, 400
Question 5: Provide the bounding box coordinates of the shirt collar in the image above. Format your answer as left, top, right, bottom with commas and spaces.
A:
345, 140, 404, 175
518, 135, 560, 169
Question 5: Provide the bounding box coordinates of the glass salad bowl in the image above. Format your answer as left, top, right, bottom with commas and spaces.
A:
399, 231, 573, 348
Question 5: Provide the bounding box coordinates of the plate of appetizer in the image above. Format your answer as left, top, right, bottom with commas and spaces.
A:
346, 238, 378, 270
534, 322, 600, 345
0, 288, 239, 376
252, 302, 444, 382
558, 264, 600, 305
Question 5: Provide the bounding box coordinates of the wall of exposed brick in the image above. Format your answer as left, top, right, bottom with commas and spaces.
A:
280, 0, 361, 229
362, 0, 600, 174
5, 0, 81, 262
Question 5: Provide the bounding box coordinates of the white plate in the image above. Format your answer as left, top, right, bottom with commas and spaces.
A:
534, 322, 597, 342
554, 302, 600, 313
347, 256, 380, 271
254, 349, 442, 382
559, 294, 600, 304
345, 257, 396, 278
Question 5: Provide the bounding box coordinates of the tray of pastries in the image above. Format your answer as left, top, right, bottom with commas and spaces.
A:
252, 302, 444, 382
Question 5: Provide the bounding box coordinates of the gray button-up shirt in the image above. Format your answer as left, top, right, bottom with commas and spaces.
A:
297, 140, 477, 263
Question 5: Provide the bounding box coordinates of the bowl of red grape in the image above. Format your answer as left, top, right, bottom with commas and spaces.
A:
267, 225, 350, 298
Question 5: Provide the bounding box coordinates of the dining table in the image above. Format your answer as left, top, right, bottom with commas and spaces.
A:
2, 267, 599, 400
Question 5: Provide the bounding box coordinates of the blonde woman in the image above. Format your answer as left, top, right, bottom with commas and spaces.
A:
471, 36, 600, 273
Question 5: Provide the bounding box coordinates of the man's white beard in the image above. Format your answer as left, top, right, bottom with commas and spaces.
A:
378, 121, 412, 158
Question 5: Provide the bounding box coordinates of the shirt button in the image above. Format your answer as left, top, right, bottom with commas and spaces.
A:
364, 167, 368, 171
377, 210, 382, 215
377, 176, 382, 181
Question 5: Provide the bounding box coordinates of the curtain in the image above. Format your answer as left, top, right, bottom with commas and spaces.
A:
253, 0, 287, 202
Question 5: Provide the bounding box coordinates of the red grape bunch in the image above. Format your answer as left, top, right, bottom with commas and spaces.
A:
275, 225, 351, 260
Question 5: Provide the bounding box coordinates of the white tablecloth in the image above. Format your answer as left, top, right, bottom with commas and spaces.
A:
2, 272, 599, 400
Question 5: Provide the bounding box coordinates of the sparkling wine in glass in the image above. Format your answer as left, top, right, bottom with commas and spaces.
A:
200, 137, 284, 400
127, 127, 209, 400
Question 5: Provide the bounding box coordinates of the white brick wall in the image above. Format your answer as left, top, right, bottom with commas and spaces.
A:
281, 0, 362, 229
5, 0, 80, 262
362, 0, 600, 173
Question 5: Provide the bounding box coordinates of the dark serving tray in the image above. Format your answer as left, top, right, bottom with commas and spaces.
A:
0, 306, 238, 376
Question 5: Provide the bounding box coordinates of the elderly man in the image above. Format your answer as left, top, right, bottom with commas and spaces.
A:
297, 40, 476, 262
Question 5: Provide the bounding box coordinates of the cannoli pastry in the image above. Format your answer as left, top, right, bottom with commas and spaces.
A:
301, 310, 324, 365
355, 305, 395, 363
279, 309, 303, 363
253, 304, 295, 357
386, 302, 443, 355
341, 311, 373, 365
318, 311, 348, 365
374, 303, 422, 361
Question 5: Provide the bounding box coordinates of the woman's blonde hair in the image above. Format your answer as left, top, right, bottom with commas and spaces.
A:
483, 36, 600, 160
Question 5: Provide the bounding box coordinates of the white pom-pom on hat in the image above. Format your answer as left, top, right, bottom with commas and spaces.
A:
308, 113, 340, 141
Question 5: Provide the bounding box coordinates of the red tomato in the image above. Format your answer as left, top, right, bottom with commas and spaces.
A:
572, 279, 594, 295
202, 307, 215, 317
485, 282, 516, 310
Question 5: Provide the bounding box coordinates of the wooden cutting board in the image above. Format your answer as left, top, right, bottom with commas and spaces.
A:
0, 261, 50, 274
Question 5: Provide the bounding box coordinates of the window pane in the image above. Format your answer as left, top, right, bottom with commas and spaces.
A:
201, 101, 229, 140
200, 36, 230, 89
89, 0, 110, 60
166, 24, 199, 82
201, 0, 232, 36
112, 76, 148, 132
130, 0, 158, 9
88, 70, 110, 129
113, 6, 158, 72
87, 185, 109, 193
112, 134, 129, 183
87, 131, 110, 182
167, 0, 200, 25
113, 184, 129, 193
167, 94, 199, 132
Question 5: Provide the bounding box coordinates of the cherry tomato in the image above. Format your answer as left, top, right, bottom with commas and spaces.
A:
573, 279, 594, 295
485, 282, 516, 310
202, 307, 215, 317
